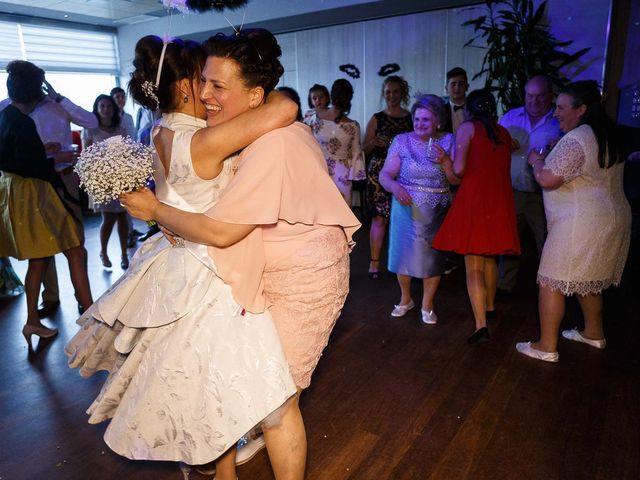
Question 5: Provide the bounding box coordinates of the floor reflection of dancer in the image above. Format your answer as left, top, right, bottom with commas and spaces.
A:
122, 28, 361, 480
66, 36, 300, 480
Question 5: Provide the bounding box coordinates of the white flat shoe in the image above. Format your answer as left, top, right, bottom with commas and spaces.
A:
516, 341, 559, 363
562, 329, 606, 349
236, 433, 266, 465
421, 308, 437, 324
391, 299, 415, 317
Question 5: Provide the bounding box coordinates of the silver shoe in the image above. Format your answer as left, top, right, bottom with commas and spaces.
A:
391, 299, 415, 317
562, 328, 606, 349
421, 308, 437, 324
516, 341, 559, 363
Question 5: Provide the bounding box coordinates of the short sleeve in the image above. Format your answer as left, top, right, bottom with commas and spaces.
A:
544, 135, 585, 183
205, 131, 285, 225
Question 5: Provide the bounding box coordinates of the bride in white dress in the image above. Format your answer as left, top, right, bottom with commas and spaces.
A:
65, 36, 298, 477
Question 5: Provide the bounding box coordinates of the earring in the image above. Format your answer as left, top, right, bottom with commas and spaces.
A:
183, 94, 189, 103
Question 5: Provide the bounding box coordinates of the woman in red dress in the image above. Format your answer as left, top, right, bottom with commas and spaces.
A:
432, 89, 519, 343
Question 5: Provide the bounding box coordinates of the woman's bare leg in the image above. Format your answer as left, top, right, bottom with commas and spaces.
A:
116, 212, 129, 258
62, 246, 93, 311
397, 274, 412, 305
422, 276, 441, 312
263, 392, 306, 480
99, 212, 116, 257
25, 257, 49, 327
464, 254, 487, 330
214, 446, 237, 480
577, 293, 604, 340
484, 257, 498, 312
532, 285, 565, 352
369, 215, 388, 272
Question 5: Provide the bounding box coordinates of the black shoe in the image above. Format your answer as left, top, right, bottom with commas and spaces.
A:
138, 225, 160, 242
130, 229, 142, 237
37, 300, 60, 318
468, 327, 490, 344
127, 232, 138, 248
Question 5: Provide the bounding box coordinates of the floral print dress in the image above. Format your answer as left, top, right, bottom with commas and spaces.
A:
305, 112, 365, 204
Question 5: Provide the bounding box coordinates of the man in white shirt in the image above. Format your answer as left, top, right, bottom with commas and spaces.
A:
443, 67, 469, 133
0, 64, 97, 313
497, 75, 563, 292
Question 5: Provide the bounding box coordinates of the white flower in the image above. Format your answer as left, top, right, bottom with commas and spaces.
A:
74, 136, 153, 205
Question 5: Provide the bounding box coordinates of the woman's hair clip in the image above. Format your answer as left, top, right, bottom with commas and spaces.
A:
378, 63, 401, 77
141, 81, 159, 106
339, 64, 360, 79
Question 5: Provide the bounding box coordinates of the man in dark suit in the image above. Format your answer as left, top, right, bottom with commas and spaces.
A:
443, 67, 469, 134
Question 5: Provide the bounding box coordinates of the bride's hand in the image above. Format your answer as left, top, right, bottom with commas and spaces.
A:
120, 188, 159, 222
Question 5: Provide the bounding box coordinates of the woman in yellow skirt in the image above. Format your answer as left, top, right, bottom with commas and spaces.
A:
0, 61, 93, 349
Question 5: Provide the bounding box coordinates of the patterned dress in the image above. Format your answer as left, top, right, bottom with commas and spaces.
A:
366, 111, 413, 217
305, 113, 365, 203
66, 113, 295, 465
387, 133, 454, 278
537, 124, 631, 295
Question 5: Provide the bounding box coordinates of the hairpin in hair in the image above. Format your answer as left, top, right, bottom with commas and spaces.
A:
378, 63, 401, 77
141, 81, 159, 107
339, 64, 360, 79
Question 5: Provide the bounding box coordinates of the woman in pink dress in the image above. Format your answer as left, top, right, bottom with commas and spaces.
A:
122, 28, 360, 480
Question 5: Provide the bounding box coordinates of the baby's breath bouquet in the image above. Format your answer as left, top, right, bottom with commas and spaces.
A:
75, 135, 153, 205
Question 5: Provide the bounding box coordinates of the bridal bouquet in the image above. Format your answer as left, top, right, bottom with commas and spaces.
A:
74, 135, 153, 205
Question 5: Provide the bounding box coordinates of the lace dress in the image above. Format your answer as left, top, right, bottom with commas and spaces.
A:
537, 124, 631, 295
388, 133, 453, 278
65, 113, 295, 465
366, 112, 413, 217
305, 113, 365, 203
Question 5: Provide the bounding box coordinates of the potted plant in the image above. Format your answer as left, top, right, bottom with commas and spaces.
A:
463, 0, 590, 111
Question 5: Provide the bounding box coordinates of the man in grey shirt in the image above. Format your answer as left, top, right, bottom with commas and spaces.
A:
497, 75, 562, 292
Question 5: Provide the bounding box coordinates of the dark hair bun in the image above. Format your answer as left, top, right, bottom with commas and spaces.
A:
204, 28, 284, 95
129, 35, 206, 111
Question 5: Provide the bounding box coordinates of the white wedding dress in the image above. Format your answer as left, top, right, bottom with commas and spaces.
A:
65, 112, 295, 465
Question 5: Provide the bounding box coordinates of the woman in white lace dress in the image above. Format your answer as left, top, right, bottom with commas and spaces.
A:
379, 95, 459, 324
516, 81, 631, 363
304, 78, 365, 204
65, 36, 298, 479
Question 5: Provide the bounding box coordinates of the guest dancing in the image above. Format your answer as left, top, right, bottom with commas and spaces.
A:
122, 28, 361, 480
432, 89, 520, 344
364, 75, 413, 278
0, 60, 93, 349
516, 81, 631, 363
66, 36, 300, 480
82, 94, 129, 270
380, 94, 458, 323
305, 78, 365, 204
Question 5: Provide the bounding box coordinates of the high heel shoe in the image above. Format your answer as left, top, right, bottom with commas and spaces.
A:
22, 324, 58, 349
368, 258, 380, 279
120, 255, 129, 270
100, 253, 112, 271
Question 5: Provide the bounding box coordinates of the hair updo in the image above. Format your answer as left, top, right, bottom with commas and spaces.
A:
6, 60, 45, 104
203, 28, 284, 96
129, 35, 206, 111
466, 89, 502, 144
330, 78, 354, 118
411, 94, 447, 130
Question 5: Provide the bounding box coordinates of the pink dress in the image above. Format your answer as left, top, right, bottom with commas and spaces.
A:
206, 123, 361, 388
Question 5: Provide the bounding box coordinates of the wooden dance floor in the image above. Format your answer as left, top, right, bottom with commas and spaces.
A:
1, 213, 638, 480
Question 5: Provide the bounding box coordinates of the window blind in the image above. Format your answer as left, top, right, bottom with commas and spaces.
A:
0, 21, 118, 74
